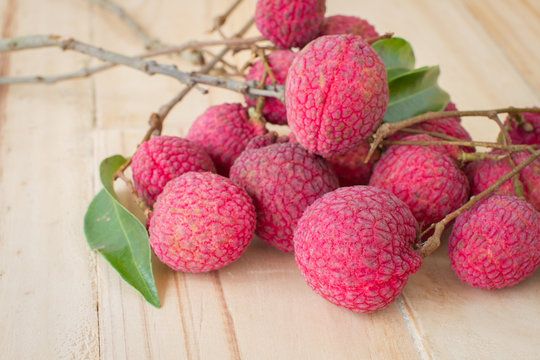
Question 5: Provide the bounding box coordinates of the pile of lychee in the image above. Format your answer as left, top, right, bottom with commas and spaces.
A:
132, 0, 540, 313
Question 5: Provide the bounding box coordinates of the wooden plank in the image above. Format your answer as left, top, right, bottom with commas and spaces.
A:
0, 0, 99, 358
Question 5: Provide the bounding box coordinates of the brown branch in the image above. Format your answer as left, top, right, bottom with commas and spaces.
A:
381, 139, 539, 151
417, 149, 540, 257
210, 0, 244, 33
365, 32, 394, 45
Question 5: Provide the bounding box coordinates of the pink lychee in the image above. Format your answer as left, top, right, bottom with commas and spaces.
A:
504, 110, 540, 145
286, 35, 389, 157
369, 135, 470, 230
149, 172, 256, 273
186, 103, 267, 176
131, 135, 216, 206
255, 0, 326, 49
465, 150, 540, 210
320, 15, 379, 39
245, 50, 296, 125
294, 186, 422, 313
230, 142, 339, 252
449, 194, 540, 289
325, 141, 381, 186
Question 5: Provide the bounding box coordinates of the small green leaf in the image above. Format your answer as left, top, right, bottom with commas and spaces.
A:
84, 155, 160, 308
383, 66, 450, 123
373, 38, 416, 81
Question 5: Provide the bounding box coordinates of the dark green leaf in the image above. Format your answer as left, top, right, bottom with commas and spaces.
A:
373, 38, 415, 81
84, 155, 160, 308
383, 66, 450, 123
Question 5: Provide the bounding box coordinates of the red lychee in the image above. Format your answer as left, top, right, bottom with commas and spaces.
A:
449, 195, 540, 289
320, 15, 379, 39
245, 50, 296, 125
149, 172, 256, 273
131, 135, 216, 206
325, 141, 381, 186
286, 35, 388, 157
369, 135, 470, 230
186, 103, 267, 176
230, 142, 339, 253
294, 186, 422, 313
255, 0, 326, 49
504, 110, 540, 145
465, 150, 540, 210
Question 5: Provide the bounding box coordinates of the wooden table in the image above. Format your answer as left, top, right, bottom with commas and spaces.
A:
1, 0, 539, 358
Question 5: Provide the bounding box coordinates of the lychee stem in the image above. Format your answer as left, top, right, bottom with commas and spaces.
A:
417, 149, 540, 258
382, 139, 538, 152
365, 32, 395, 45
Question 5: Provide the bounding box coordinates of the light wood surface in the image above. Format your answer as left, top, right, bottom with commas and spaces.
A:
1, 0, 539, 359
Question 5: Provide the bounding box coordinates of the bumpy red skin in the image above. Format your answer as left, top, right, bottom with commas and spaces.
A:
449, 195, 540, 289
245, 50, 296, 125
325, 141, 381, 186
149, 172, 256, 273
186, 103, 267, 176
131, 136, 216, 206
390, 102, 473, 159
294, 186, 421, 313
465, 150, 540, 210
244, 132, 290, 151
504, 110, 540, 145
255, 0, 326, 49
230, 142, 339, 253
369, 135, 470, 229
320, 15, 379, 39
286, 35, 389, 157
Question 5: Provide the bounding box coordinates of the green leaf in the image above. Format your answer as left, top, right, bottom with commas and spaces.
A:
373, 38, 416, 81
383, 66, 450, 123
84, 156, 160, 308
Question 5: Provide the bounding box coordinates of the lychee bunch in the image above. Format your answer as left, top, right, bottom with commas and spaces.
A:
286, 34, 389, 157
230, 141, 339, 253
186, 103, 267, 176
255, 0, 326, 49
504, 110, 540, 145
465, 150, 540, 210
370, 134, 470, 230
131, 135, 216, 206
320, 15, 379, 39
245, 50, 296, 125
449, 194, 540, 289
294, 186, 422, 312
149, 172, 256, 273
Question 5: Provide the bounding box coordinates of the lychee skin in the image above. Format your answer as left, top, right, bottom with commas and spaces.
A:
504, 110, 540, 145
245, 50, 296, 125
286, 35, 389, 157
294, 186, 421, 313
131, 136, 216, 206
186, 103, 267, 176
320, 15, 379, 39
149, 172, 256, 273
465, 150, 540, 210
449, 195, 540, 289
325, 141, 381, 186
244, 132, 290, 151
369, 135, 470, 229
230, 142, 339, 253
255, 0, 326, 49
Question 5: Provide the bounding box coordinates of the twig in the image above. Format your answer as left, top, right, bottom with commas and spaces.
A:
210, 0, 244, 33
417, 149, 540, 257
0, 35, 283, 98
365, 32, 394, 45
366, 107, 540, 162
0, 36, 264, 85
381, 139, 538, 152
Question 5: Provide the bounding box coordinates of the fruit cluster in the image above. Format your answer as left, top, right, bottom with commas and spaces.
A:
131, 0, 540, 313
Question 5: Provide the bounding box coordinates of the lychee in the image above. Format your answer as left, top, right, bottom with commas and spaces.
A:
230, 142, 339, 252
294, 186, 422, 313
325, 141, 381, 186
245, 50, 296, 125
449, 194, 540, 289
504, 110, 540, 145
244, 132, 290, 151
255, 0, 326, 49
186, 103, 267, 176
286, 35, 389, 157
148, 172, 256, 273
465, 150, 540, 210
131, 135, 216, 206
320, 15, 379, 39
369, 135, 470, 230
